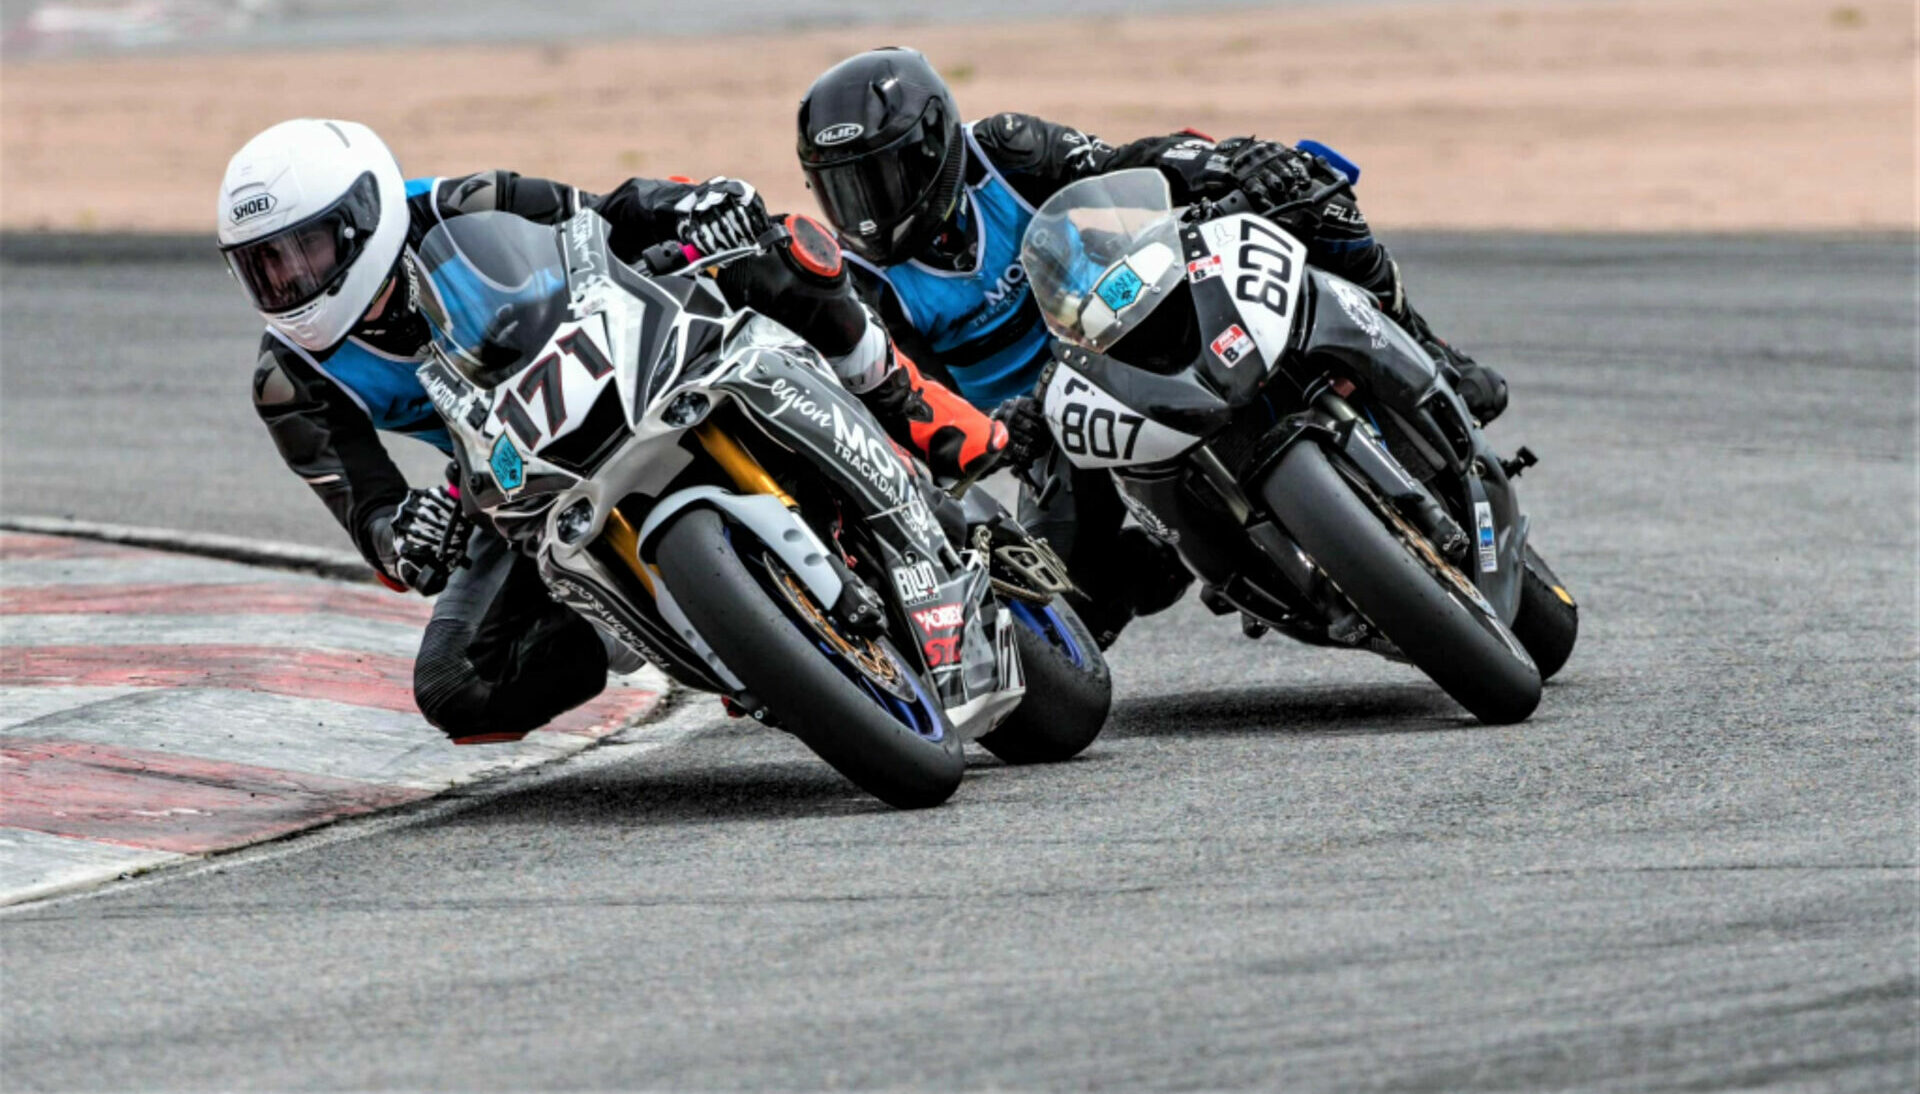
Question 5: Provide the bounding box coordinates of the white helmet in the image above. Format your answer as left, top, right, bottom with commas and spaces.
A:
217, 119, 408, 351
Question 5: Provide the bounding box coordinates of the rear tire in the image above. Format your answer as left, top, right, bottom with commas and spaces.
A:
655, 509, 964, 809
976, 599, 1112, 764
1259, 442, 1542, 724
1512, 543, 1578, 681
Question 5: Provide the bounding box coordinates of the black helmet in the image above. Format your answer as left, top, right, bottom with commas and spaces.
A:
797, 48, 964, 266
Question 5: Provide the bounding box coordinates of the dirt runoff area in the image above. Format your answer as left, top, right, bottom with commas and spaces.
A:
0, 0, 1912, 234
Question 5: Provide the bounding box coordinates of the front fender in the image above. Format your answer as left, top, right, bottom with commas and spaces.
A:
636, 486, 844, 610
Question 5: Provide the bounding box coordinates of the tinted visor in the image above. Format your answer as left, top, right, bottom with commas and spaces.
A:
222, 171, 380, 314
803, 106, 952, 250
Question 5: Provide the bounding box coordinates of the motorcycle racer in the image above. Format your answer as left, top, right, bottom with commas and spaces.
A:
219, 118, 1006, 744
797, 48, 1508, 645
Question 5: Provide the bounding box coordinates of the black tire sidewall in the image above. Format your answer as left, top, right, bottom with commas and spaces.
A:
654, 508, 965, 808
976, 599, 1113, 764
1258, 442, 1542, 724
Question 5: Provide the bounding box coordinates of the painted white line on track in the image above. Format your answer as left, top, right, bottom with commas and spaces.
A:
0, 695, 720, 915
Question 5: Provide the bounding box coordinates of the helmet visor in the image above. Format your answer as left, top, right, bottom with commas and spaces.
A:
222, 171, 380, 314
803, 105, 953, 255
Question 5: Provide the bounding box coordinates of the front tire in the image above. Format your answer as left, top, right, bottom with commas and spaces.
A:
654, 508, 964, 809
1258, 442, 1542, 724
976, 599, 1112, 764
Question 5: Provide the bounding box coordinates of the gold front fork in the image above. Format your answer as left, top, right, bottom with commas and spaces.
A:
693, 422, 795, 508
598, 423, 794, 599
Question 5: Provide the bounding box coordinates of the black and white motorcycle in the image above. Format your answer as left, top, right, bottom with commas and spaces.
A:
1018, 169, 1578, 723
410, 209, 1111, 808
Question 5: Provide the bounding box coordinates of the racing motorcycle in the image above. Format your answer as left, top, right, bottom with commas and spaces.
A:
1018, 169, 1578, 724
409, 209, 1111, 808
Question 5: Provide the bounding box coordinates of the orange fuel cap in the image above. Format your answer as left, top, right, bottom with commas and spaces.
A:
782, 214, 845, 280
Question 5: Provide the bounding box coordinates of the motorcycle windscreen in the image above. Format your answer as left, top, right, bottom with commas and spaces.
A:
416, 212, 570, 388
1020, 168, 1185, 353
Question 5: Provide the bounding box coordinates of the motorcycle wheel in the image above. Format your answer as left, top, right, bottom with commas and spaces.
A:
1259, 442, 1542, 725
976, 598, 1112, 764
654, 508, 964, 809
1512, 542, 1578, 681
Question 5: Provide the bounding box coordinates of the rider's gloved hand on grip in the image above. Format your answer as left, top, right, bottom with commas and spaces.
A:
993, 395, 1052, 470
1214, 138, 1314, 214
379, 486, 470, 596
673, 177, 770, 254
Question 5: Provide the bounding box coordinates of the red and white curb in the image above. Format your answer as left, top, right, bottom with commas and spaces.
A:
0, 530, 668, 906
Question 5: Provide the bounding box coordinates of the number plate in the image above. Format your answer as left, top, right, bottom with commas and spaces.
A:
1198, 213, 1309, 369
1041, 364, 1202, 469
490, 314, 619, 453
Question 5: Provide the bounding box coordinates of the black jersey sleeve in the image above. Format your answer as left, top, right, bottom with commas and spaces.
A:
587, 177, 705, 264
437, 170, 587, 223
968, 112, 1219, 207
844, 258, 960, 390
251, 335, 411, 572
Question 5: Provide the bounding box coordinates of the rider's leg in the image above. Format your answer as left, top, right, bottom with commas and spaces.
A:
1018, 464, 1191, 649
413, 528, 610, 744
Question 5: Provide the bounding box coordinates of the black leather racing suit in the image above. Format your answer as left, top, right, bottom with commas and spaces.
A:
251, 170, 883, 743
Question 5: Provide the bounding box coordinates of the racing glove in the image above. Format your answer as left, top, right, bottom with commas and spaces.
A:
993, 394, 1052, 470
674, 177, 771, 253
375, 485, 470, 596
861, 349, 1009, 480
1216, 139, 1315, 211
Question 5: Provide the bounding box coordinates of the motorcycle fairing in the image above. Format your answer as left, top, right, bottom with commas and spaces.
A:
539, 547, 730, 693
712, 348, 949, 562
1039, 360, 1209, 469
1296, 268, 1441, 414
1190, 213, 1309, 378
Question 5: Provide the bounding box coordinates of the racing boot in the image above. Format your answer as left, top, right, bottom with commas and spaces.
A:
1058, 526, 1193, 650
1119, 526, 1193, 617
1356, 255, 1509, 424
1425, 338, 1508, 425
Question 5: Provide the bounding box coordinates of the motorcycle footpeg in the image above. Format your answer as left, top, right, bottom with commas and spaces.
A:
1501, 446, 1539, 479
1240, 613, 1269, 640
989, 539, 1076, 604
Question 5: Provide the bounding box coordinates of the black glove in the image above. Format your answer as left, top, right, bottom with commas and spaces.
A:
381, 486, 470, 596
993, 394, 1052, 470
1216, 139, 1314, 210
673, 177, 770, 254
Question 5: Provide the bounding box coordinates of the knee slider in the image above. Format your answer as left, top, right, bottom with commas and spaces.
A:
412, 620, 494, 736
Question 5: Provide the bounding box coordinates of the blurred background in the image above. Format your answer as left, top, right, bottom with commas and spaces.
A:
0, 0, 1911, 543
0, 0, 1910, 234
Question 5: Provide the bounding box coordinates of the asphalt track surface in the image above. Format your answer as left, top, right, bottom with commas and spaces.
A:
2, 234, 1915, 1090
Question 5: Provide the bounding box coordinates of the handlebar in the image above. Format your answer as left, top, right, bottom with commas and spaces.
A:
638, 239, 703, 275
636, 222, 797, 277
